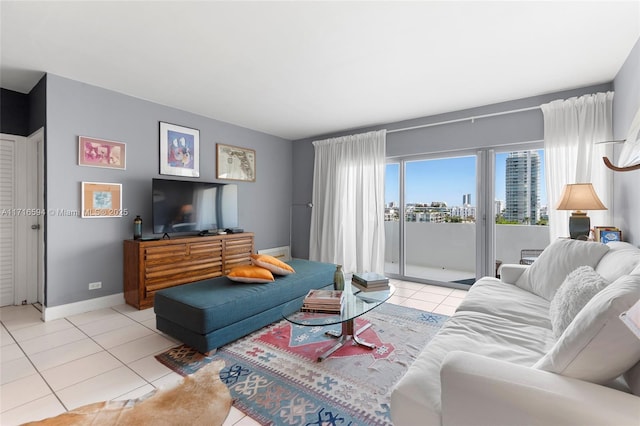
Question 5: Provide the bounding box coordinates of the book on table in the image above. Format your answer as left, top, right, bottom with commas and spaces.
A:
352, 271, 389, 288
301, 289, 343, 313
351, 279, 389, 292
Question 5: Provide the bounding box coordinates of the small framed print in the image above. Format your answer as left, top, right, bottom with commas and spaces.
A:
600, 229, 622, 244
78, 136, 126, 169
81, 182, 124, 218
216, 143, 256, 182
159, 122, 200, 177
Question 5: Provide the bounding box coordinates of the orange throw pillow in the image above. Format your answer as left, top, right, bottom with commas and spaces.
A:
227, 265, 274, 283
251, 254, 295, 275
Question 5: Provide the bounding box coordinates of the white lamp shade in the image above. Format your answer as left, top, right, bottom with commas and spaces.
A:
555, 183, 607, 211
620, 298, 640, 339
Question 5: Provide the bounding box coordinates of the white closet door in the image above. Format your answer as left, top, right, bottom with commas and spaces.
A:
0, 136, 16, 306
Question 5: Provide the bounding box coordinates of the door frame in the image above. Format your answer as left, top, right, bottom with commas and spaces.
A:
2, 129, 44, 306
30, 128, 45, 305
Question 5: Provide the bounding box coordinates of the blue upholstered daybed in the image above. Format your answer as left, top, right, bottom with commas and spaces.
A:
154, 259, 335, 353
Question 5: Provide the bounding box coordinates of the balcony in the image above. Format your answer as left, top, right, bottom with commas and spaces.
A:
384, 221, 550, 284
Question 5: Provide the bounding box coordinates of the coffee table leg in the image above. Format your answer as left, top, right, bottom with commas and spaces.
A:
319, 319, 376, 361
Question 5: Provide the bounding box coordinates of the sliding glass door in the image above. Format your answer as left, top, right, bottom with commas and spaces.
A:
385, 154, 477, 285
385, 144, 549, 287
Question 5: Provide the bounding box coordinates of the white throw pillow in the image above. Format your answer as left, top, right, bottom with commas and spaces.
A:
595, 242, 640, 283
516, 239, 610, 301
549, 266, 609, 338
534, 274, 640, 384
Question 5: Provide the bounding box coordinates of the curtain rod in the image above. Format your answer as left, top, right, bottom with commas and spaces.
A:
386, 105, 541, 134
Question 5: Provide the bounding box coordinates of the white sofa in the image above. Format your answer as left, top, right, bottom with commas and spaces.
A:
391, 239, 640, 426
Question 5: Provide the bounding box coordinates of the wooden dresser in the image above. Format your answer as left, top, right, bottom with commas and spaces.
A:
123, 233, 254, 309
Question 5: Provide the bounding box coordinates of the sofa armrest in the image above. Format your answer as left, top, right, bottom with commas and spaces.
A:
440, 351, 640, 426
499, 264, 528, 284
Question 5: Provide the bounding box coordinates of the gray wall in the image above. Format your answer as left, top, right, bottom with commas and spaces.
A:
613, 37, 640, 246
291, 83, 613, 259
45, 74, 292, 307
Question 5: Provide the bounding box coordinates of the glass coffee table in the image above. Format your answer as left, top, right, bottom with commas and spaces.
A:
282, 282, 395, 361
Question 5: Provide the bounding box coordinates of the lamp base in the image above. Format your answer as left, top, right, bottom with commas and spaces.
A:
569, 212, 590, 240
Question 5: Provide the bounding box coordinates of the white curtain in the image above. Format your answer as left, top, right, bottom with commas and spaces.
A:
309, 130, 386, 274
541, 92, 614, 240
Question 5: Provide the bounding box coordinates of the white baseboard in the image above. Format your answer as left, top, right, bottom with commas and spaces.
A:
42, 293, 126, 321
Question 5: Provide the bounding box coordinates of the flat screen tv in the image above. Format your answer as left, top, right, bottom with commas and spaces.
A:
152, 178, 238, 235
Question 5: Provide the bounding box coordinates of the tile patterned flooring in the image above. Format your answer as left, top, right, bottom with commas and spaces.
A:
0, 280, 467, 425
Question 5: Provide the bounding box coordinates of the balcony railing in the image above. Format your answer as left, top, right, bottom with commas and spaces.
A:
384, 221, 550, 283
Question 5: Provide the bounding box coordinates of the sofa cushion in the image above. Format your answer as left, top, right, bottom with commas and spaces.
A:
227, 265, 274, 283
534, 274, 640, 383
595, 242, 640, 283
251, 253, 296, 275
456, 277, 551, 329
549, 266, 609, 338
391, 310, 553, 426
516, 239, 610, 301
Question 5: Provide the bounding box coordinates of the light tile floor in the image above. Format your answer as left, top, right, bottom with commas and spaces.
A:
0, 281, 466, 425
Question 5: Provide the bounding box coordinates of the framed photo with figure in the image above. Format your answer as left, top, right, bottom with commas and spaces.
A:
159, 122, 200, 177
216, 143, 256, 182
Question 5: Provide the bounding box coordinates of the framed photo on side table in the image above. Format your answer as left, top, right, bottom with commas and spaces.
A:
216, 143, 256, 182
600, 229, 622, 244
81, 182, 123, 218
159, 122, 200, 177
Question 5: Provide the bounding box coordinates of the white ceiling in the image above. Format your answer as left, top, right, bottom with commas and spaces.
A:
1, 1, 639, 140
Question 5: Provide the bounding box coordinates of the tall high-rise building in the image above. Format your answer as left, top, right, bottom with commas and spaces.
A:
462, 193, 471, 205
504, 151, 540, 223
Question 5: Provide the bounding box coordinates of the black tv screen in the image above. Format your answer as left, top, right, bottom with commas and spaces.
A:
152, 179, 238, 234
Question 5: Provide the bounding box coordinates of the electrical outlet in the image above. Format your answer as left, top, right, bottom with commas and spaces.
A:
88, 281, 102, 290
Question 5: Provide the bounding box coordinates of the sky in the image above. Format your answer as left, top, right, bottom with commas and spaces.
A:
385, 150, 547, 207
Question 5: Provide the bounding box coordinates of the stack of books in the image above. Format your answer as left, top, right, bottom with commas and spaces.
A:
301, 289, 343, 313
593, 226, 622, 243
351, 272, 390, 292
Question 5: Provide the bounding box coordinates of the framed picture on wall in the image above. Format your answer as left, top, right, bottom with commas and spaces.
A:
216, 143, 256, 182
81, 182, 123, 218
78, 136, 126, 170
159, 122, 200, 177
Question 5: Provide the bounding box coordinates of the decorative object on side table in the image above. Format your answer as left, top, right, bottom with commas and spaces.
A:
216, 143, 256, 182
78, 136, 126, 170
593, 226, 622, 243
555, 183, 607, 240
159, 122, 200, 177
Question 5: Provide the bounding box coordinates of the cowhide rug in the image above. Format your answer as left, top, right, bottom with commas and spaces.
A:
23, 359, 231, 426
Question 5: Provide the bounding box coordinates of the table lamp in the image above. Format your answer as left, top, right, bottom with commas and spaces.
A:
555, 183, 607, 239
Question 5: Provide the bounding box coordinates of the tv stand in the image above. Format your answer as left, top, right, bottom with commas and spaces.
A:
123, 232, 254, 309
162, 232, 171, 239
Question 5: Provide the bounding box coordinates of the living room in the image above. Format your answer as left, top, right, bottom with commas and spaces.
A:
1, 1, 640, 425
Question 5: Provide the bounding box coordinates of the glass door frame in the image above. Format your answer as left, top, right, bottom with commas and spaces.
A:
386, 148, 480, 288
386, 141, 545, 287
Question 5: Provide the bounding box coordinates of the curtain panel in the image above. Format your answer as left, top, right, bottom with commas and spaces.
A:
309, 130, 386, 274
541, 92, 614, 240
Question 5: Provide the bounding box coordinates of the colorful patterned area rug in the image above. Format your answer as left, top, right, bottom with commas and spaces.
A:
155, 303, 448, 426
